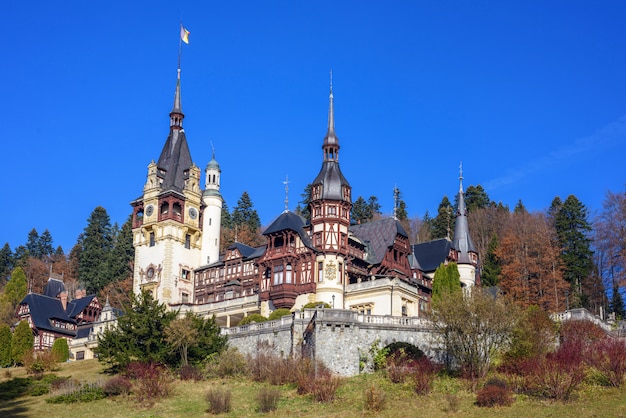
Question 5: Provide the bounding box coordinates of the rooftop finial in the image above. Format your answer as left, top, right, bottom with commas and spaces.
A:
283, 175, 290, 212
393, 186, 399, 219
459, 161, 464, 193
210, 141, 216, 160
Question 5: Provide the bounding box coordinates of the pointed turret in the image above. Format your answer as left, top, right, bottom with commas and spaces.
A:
311, 73, 350, 202
170, 69, 184, 129
156, 69, 193, 192
323, 71, 339, 161
452, 165, 478, 287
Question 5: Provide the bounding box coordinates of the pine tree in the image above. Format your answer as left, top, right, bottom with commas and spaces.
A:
0, 324, 11, 367
38, 229, 54, 260
464, 185, 490, 212
481, 233, 501, 287
610, 285, 625, 319
95, 291, 177, 370
79, 206, 114, 294
11, 320, 33, 366
351, 196, 368, 225
106, 215, 134, 285
513, 199, 527, 214
0, 243, 13, 284
551, 195, 594, 309
295, 183, 312, 222
232, 191, 261, 232
431, 196, 453, 239
26, 229, 40, 258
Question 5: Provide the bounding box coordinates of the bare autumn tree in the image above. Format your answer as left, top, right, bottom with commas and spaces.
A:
165, 314, 198, 367
594, 188, 626, 317
468, 203, 510, 265
496, 210, 569, 312
430, 288, 518, 382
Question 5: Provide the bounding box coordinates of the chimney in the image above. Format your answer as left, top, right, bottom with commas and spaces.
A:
60, 291, 68, 311
75, 288, 86, 300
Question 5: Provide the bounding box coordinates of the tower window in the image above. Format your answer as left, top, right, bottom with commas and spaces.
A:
318, 262, 323, 282
185, 234, 191, 249
286, 264, 293, 283
149, 232, 155, 247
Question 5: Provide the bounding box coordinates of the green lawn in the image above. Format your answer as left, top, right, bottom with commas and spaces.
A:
1, 360, 624, 417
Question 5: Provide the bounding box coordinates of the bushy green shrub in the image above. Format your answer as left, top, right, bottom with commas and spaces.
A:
302, 302, 331, 309
237, 314, 268, 326
268, 308, 292, 321
205, 347, 248, 378
51, 338, 70, 362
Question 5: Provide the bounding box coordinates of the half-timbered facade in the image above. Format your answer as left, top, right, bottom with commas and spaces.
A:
132, 68, 479, 326
16, 275, 102, 352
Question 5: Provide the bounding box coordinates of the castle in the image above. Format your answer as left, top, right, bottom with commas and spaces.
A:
130, 68, 479, 326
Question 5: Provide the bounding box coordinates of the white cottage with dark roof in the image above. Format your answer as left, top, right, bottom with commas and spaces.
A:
130, 67, 479, 326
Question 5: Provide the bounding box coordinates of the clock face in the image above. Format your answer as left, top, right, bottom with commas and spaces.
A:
145, 205, 154, 217
189, 207, 197, 219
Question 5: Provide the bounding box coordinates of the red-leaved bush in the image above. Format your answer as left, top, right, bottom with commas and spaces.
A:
476, 384, 514, 407
125, 362, 174, 405
103, 375, 132, 397
412, 357, 440, 396
588, 337, 626, 387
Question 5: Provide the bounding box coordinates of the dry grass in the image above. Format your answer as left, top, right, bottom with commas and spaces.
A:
1, 360, 626, 417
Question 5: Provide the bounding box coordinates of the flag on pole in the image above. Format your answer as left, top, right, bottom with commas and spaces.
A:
180, 25, 190, 44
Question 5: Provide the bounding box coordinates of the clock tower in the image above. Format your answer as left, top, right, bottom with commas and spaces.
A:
131, 68, 204, 305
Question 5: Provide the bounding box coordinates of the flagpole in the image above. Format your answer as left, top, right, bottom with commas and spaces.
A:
178, 23, 183, 75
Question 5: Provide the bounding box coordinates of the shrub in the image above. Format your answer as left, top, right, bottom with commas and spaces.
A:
445, 393, 460, 412
206, 347, 248, 378
51, 338, 70, 362
363, 384, 386, 412
412, 357, 440, 395
303, 302, 331, 309
588, 337, 626, 388
268, 308, 292, 321
237, 314, 268, 326
256, 386, 281, 413
103, 375, 132, 397
386, 349, 411, 383
206, 387, 232, 414
476, 379, 514, 407
311, 373, 341, 403
126, 362, 174, 406
47, 379, 106, 404
525, 346, 586, 401
22, 350, 59, 378
179, 364, 203, 381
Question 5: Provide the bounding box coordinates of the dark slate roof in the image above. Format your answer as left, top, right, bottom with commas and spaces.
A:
19, 293, 100, 337
349, 217, 408, 265
67, 295, 97, 318
411, 238, 451, 272
43, 278, 65, 298
156, 128, 193, 193
20, 294, 77, 336
311, 161, 350, 201
452, 185, 477, 263
227, 242, 258, 259
263, 211, 315, 249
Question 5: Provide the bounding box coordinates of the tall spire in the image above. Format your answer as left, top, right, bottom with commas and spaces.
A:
323, 70, 339, 162
283, 175, 290, 212
452, 164, 477, 264
170, 68, 184, 129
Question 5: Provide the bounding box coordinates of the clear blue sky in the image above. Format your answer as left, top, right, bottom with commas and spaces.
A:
2, 1, 625, 252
